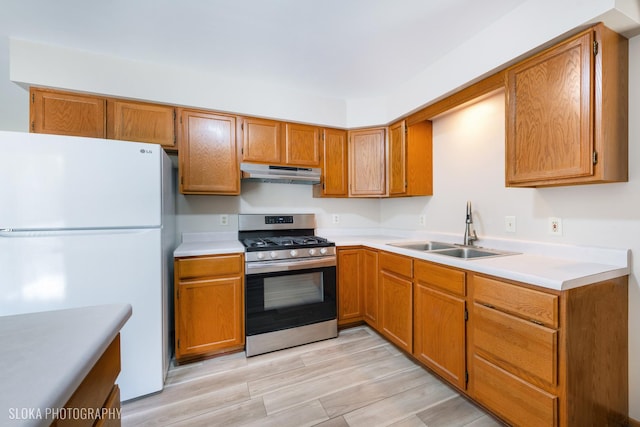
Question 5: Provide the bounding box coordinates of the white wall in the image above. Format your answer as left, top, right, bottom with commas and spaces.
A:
175, 180, 380, 235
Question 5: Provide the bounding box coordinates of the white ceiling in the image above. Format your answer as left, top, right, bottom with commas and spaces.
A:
1, 0, 529, 99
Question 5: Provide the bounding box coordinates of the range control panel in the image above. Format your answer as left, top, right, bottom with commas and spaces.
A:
265, 215, 294, 224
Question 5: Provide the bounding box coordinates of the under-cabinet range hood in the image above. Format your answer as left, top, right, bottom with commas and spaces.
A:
240, 163, 321, 185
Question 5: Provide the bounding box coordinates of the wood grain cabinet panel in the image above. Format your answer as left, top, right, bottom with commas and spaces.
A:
30, 87, 106, 138
241, 117, 282, 164
348, 128, 386, 197
413, 261, 466, 390
337, 248, 364, 325
314, 128, 348, 197
362, 249, 379, 328
378, 252, 413, 353
174, 254, 244, 362
388, 120, 407, 195
473, 355, 558, 427
107, 100, 176, 149
284, 123, 320, 167
506, 23, 628, 187
178, 109, 240, 195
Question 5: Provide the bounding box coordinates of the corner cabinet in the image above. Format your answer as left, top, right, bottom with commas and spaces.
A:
388, 120, 433, 197
505, 23, 628, 187
174, 254, 245, 363
177, 109, 240, 195
314, 128, 349, 197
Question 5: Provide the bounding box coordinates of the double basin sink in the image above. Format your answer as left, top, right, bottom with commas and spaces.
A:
387, 241, 517, 260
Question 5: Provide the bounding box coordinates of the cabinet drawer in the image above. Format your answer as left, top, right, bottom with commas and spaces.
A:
473, 355, 558, 427
414, 260, 465, 296
474, 303, 557, 386
379, 251, 412, 278
177, 254, 243, 279
473, 275, 558, 328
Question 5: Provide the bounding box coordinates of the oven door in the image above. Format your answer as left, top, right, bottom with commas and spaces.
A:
245, 258, 336, 336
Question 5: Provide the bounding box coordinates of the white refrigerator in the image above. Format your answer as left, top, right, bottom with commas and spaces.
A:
0, 130, 176, 401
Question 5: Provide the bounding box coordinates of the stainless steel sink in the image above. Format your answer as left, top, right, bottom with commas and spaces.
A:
386, 240, 517, 260
431, 247, 516, 259
387, 241, 457, 251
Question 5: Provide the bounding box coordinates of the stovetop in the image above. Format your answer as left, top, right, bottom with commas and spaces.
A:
242, 235, 334, 252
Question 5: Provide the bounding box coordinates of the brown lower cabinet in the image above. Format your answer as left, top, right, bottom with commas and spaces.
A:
378, 251, 413, 353
174, 253, 245, 363
336, 249, 629, 427
52, 335, 122, 427
413, 260, 467, 391
337, 247, 379, 327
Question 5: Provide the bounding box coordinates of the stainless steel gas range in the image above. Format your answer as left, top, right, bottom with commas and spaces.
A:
239, 213, 337, 357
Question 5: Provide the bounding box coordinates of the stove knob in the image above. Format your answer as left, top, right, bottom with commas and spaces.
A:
320, 247, 328, 255
257, 252, 265, 260
270, 251, 278, 259
308, 248, 317, 256
290, 249, 298, 257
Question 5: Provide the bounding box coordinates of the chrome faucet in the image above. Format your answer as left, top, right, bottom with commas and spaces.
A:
463, 201, 478, 246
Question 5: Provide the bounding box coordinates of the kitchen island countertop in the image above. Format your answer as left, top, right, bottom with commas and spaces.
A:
0, 304, 131, 427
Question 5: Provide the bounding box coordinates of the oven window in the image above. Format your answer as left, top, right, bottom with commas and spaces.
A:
263, 272, 324, 310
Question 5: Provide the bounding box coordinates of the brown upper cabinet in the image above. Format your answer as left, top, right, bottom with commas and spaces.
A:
348, 127, 387, 197
505, 23, 628, 187
314, 128, 349, 197
284, 123, 321, 166
107, 100, 176, 150
177, 109, 240, 195
241, 118, 321, 167
30, 87, 106, 138
30, 87, 178, 151
389, 120, 433, 197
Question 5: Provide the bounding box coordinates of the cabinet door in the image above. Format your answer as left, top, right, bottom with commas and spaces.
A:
349, 128, 386, 196
388, 121, 407, 195
506, 31, 594, 185
178, 110, 240, 194
30, 88, 106, 138
317, 128, 348, 197
337, 248, 363, 325
175, 276, 244, 358
379, 270, 413, 353
362, 249, 379, 328
242, 117, 281, 163
284, 123, 320, 166
107, 100, 176, 149
414, 282, 466, 390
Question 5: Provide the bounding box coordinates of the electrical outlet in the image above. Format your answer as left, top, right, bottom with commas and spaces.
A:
219, 214, 229, 226
332, 214, 340, 224
549, 217, 562, 235
505, 216, 516, 233
419, 215, 426, 226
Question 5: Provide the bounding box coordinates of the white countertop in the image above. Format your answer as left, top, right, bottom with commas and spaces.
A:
173, 230, 629, 291
0, 304, 132, 427
325, 231, 629, 291
174, 232, 244, 257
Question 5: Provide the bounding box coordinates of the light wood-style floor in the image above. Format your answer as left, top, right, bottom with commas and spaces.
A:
122, 326, 502, 426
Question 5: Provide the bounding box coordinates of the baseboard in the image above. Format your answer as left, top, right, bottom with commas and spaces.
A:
629, 417, 640, 427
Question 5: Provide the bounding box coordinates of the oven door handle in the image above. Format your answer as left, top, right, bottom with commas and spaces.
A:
246, 256, 336, 275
